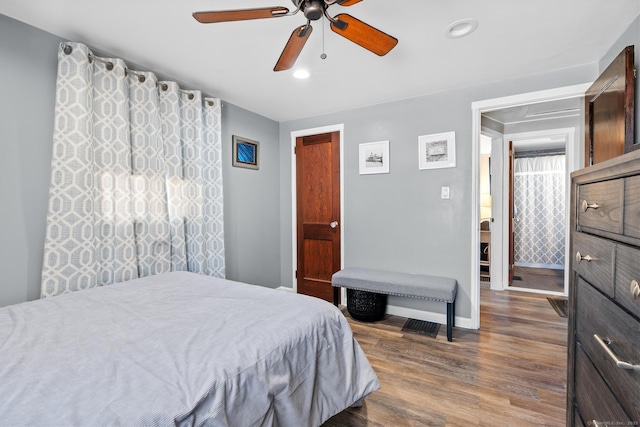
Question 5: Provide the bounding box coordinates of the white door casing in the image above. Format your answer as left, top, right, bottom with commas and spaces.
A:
470, 83, 591, 329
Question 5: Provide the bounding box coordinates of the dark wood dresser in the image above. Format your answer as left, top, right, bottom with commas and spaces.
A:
567, 149, 640, 426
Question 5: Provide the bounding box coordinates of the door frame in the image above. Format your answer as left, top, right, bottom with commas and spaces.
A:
290, 124, 345, 293
500, 128, 578, 297
470, 83, 591, 329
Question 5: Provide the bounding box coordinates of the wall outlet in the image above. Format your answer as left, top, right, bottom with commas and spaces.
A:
441, 186, 450, 199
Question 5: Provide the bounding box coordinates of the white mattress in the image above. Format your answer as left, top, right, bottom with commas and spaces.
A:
0, 272, 379, 426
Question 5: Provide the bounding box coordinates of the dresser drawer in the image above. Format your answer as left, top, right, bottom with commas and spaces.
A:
575, 344, 631, 426
576, 278, 640, 421
624, 175, 640, 239
573, 232, 615, 297
616, 243, 640, 319
577, 179, 624, 234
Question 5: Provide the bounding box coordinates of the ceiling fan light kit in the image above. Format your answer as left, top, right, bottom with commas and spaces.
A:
193, 0, 398, 72
301, 0, 325, 20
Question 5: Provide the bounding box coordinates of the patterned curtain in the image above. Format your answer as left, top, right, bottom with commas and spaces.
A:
513, 154, 565, 268
41, 42, 225, 298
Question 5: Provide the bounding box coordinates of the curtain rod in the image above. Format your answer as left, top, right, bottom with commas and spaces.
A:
60, 43, 213, 104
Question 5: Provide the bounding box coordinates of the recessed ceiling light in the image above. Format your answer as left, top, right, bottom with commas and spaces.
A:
293, 69, 310, 79
445, 19, 479, 39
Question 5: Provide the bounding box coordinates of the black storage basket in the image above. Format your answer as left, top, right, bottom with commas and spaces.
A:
347, 289, 387, 322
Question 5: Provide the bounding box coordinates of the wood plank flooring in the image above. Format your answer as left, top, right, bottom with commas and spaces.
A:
511, 266, 565, 293
323, 287, 568, 426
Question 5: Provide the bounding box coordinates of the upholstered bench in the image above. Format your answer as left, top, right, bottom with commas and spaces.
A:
332, 267, 458, 341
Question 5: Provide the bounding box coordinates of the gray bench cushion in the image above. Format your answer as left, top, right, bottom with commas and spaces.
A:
332, 267, 457, 303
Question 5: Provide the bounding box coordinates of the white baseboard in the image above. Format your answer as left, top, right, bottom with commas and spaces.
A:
276, 288, 474, 330
386, 304, 474, 330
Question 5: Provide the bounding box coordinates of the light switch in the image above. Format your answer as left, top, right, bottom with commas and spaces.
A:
441, 186, 450, 199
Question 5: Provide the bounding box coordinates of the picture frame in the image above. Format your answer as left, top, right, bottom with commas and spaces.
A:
232, 135, 259, 170
418, 131, 456, 170
359, 141, 390, 175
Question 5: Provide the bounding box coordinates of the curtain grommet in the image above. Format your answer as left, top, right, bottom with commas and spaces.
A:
62, 45, 73, 55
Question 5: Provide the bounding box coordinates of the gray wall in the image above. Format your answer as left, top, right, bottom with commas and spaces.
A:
0, 14, 59, 307
0, 14, 280, 307
1, 12, 637, 314
221, 103, 281, 287
279, 17, 638, 322
279, 67, 598, 321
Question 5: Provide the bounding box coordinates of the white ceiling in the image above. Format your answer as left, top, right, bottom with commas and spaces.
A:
1, 0, 638, 122
512, 134, 568, 152
483, 98, 582, 127
483, 98, 582, 152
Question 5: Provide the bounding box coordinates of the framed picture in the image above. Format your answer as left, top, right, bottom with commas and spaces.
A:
359, 141, 389, 175
418, 131, 456, 170
232, 135, 259, 170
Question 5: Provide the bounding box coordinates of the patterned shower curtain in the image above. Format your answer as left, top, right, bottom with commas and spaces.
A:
41, 42, 225, 298
513, 154, 565, 269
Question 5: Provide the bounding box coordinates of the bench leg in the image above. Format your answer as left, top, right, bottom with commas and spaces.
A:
446, 302, 454, 342
333, 287, 340, 307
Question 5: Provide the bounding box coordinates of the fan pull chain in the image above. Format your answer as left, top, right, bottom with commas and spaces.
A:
320, 15, 327, 59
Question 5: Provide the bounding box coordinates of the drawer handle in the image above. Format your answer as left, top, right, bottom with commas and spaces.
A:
581, 200, 600, 212
575, 252, 594, 263
632, 280, 640, 301
593, 334, 640, 371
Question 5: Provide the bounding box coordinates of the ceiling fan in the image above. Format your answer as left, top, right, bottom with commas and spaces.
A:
193, 0, 398, 72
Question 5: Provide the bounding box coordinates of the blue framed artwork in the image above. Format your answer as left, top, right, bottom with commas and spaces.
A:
232, 135, 259, 170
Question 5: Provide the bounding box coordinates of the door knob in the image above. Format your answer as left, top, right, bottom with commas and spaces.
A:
330, 221, 339, 229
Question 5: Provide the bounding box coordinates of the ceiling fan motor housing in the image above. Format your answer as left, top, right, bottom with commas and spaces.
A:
302, 0, 325, 21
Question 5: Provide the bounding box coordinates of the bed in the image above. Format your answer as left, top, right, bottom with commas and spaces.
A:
0, 272, 379, 426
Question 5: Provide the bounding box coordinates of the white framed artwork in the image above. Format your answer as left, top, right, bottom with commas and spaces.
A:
418, 131, 456, 170
359, 141, 389, 175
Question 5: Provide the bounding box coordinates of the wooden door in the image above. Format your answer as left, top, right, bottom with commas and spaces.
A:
296, 131, 341, 303
508, 140, 515, 285
585, 45, 636, 166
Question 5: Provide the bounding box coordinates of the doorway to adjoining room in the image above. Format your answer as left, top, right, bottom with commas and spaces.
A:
478, 95, 583, 297
510, 143, 566, 294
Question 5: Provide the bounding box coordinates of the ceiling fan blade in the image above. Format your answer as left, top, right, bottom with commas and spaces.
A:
336, 0, 363, 6
193, 7, 289, 24
274, 25, 313, 72
330, 13, 398, 56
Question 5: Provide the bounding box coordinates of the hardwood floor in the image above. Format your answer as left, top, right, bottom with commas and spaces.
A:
511, 266, 565, 293
323, 286, 568, 426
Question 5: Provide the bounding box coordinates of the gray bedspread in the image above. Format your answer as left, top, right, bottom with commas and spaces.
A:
0, 272, 379, 426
